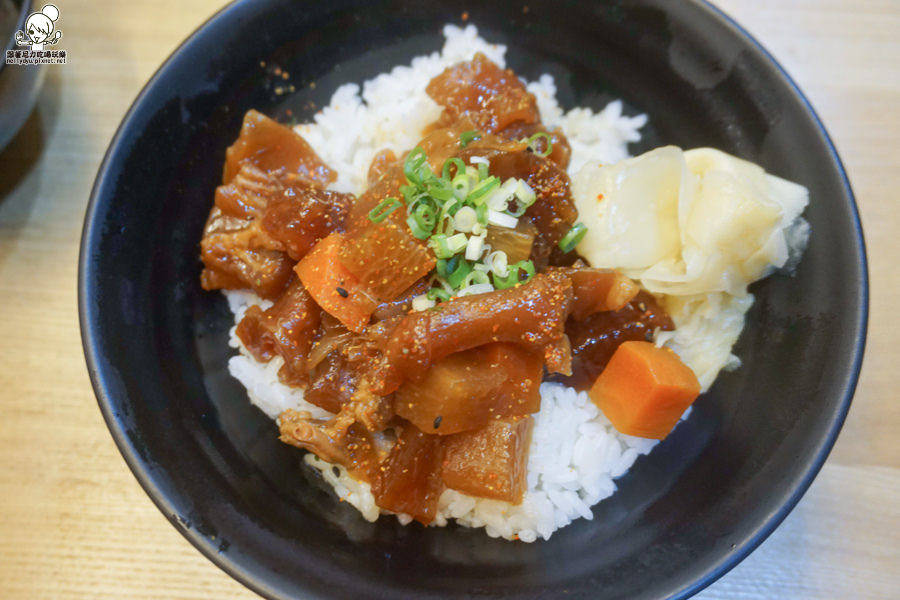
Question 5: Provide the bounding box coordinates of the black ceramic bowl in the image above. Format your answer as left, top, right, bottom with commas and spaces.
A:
79, 1, 867, 598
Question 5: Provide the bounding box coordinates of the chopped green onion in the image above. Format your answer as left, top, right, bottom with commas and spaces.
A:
457, 282, 495, 297
468, 176, 500, 204
442, 196, 462, 216
488, 178, 519, 212
461, 269, 491, 288
558, 222, 588, 253
437, 254, 463, 279
488, 209, 518, 229
493, 260, 535, 289
426, 178, 454, 201
408, 201, 438, 240
437, 212, 456, 236
390, 145, 547, 301
507, 180, 537, 217
451, 173, 471, 200
426, 287, 451, 302
446, 233, 468, 254
368, 197, 402, 223
514, 179, 536, 204
445, 257, 473, 289
527, 132, 553, 158
453, 206, 478, 232
404, 147, 429, 184
485, 250, 509, 277
506, 198, 529, 218
411, 294, 436, 312
428, 234, 455, 259
442, 157, 466, 181
521, 259, 536, 279
475, 202, 488, 226
459, 130, 482, 148
465, 234, 485, 261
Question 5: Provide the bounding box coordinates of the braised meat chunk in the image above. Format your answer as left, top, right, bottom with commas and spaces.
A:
371, 270, 574, 395
199, 52, 685, 525
235, 276, 321, 387
426, 52, 540, 134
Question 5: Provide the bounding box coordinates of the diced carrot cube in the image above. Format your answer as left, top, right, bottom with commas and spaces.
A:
589, 341, 700, 440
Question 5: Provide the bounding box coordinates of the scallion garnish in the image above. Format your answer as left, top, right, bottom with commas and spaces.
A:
468, 176, 500, 203
407, 200, 438, 239
446, 258, 473, 289
368, 145, 543, 304
558, 222, 588, 253
403, 146, 429, 184
442, 157, 466, 181
459, 130, 482, 148
526, 132, 553, 158
493, 260, 536, 289
368, 197, 402, 223
426, 287, 451, 302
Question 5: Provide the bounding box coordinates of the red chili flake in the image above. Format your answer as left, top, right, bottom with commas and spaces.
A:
596, 193, 604, 201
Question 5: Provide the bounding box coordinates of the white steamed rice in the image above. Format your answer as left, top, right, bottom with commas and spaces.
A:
223, 24, 675, 542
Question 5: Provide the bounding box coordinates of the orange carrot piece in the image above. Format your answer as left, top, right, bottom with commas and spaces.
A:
588, 341, 700, 440
294, 232, 377, 333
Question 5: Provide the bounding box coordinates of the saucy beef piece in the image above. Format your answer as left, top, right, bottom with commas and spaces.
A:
223, 109, 336, 186
367, 149, 398, 187
200, 206, 295, 299
235, 276, 321, 387
556, 291, 675, 390
202, 142, 350, 299
201, 163, 293, 298
456, 147, 578, 269
303, 349, 357, 414
346, 163, 407, 230
371, 424, 445, 525
279, 410, 379, 482
498, 121, 572, 170
371, 277, 431, 322
567, 267, 641, 320
304, 313, 385, 415
394, 343, 543, 435
371, 270, 573, 395
426, 53, 540, 134
442, 416, 534, 504
261, 176, 353, 261
214, 162, 279, 219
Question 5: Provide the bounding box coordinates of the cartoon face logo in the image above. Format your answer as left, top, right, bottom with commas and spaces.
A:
15, 4, 63, 52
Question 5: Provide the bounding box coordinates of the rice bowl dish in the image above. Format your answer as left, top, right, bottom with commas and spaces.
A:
80, 1, 866, 597
200, 24, 811, 543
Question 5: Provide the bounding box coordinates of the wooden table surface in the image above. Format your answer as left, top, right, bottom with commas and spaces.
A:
1, 1, 897, 598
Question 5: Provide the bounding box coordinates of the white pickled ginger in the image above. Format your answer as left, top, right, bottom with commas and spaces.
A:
572, 146, 809, 390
